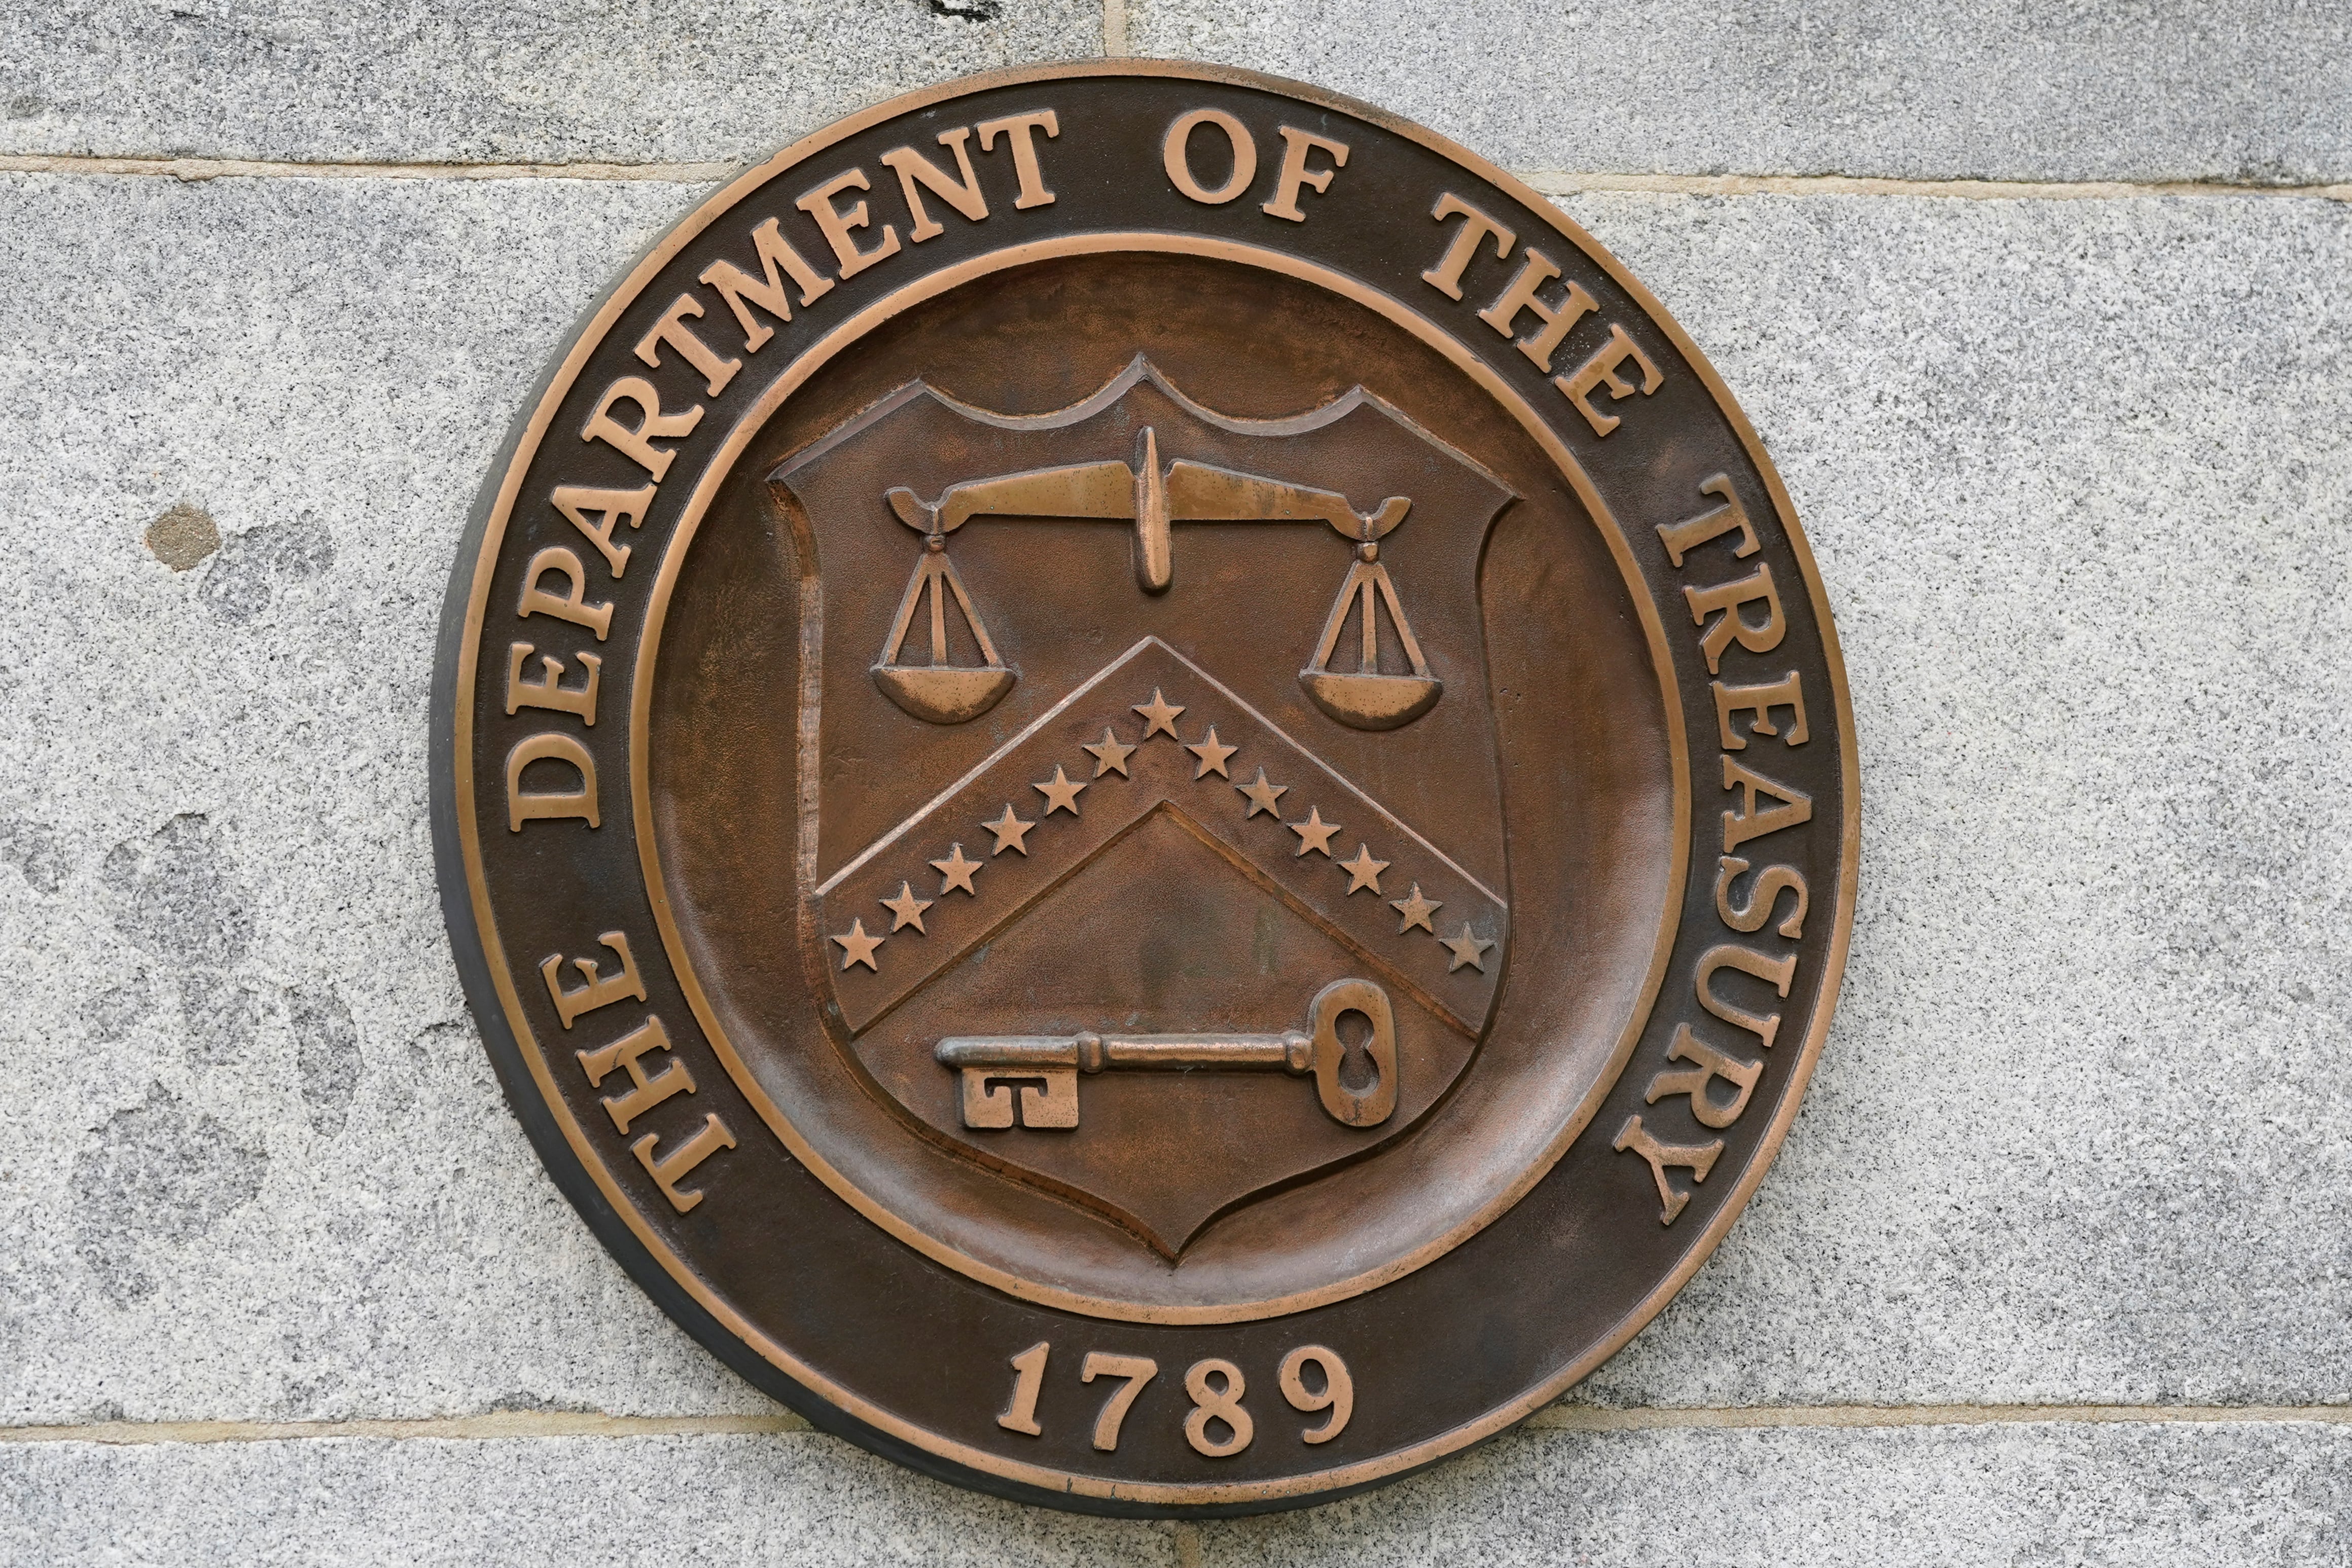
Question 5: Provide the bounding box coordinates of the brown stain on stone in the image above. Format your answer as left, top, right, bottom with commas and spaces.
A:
144, 503, 219, 572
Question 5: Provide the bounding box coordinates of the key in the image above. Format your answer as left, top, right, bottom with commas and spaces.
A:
937, 978, 1397, 1131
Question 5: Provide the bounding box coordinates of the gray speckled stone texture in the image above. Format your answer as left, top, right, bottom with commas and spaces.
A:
1196, 1423, 2352, 1566
1131, 0, 2352, 185
0, 172, 768, 1424
3, 1423, 2346, 1564
6, 172, 2352, 1435
0, 1, 1106, 165
1554, 188, 2352, 1411
0, 1433, 1179, 1566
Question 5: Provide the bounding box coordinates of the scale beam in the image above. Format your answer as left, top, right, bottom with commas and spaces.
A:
885, 424, 1410, 594
872, 422, 1442, 732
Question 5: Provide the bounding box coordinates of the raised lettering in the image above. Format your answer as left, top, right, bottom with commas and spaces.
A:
581, 376, 703, 481
538, 931, 647, 1029
516, 547, 613, 640
633, 294, 740, 397
1715, 854, 1808, 939
505, 732, 599, 832
697, 217, 834, 352
795, 167, 901, 279
1260, 126, 1348, 222
1697, 943, 1798, 1051
1685, 562, 1785, 673
998, 1341, 1049, 1437
1645, 1023, 1764, 1130
550, 484, 653, 578
1277, 1347, 1353, 1445
1163, 108, 1257, 204
976, 110, 1061, 208
577, 1014, 695, 1135
1714, 671, 1808, 750
1183, 1359, 1253, 1457
1555, 322, 1663, 437
1422, 192, 1515, 301
879, 127, 990, 241
505, 643, 600, 724
1080, 1352, 1160, 1451
631, 1113, 736, 1214
1476, 245, 1597, 372
1722, 754, 1814, 854
1656, 473, 1759, 566
1613, 1114, 1723, 1225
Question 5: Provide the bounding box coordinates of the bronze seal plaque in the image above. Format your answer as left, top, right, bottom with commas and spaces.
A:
432, 61, 1857, 1515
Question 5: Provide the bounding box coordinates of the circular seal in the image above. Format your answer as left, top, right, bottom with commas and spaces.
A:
433, 61, 1857, 1515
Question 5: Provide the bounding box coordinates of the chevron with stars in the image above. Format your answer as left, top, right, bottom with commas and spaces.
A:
811, 637, 1507, 1037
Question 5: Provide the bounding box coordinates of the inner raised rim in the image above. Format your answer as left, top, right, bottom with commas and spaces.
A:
628, 235, 1693, 1323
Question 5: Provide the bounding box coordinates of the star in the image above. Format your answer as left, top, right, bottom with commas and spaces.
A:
1133, 688, 1185, 739
983, 804, 1035, 856
1236, 769, 1289, 819
831, 918, 884, 972
1034, 764, 1087, 816
1289, 806, 1342, 858
1440, 922, 1496, 973
1083, 728, 1136, 778
1338, 844, 1390, 895
1390, 883, 1442, 935
881, 881, 932, 934
1185, 726, 1237, 779
930, 843, 981, 896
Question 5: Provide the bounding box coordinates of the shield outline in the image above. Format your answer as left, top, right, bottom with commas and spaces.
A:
771, 361, 1519, 1252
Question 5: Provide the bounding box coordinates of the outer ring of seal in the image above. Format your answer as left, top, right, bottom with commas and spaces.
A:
431, 59, 1860, 1516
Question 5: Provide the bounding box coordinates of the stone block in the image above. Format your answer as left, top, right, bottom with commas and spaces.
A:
1550, 189, 2352, 1409
0, 171, 765, 1424
5, 1422, 2345, 1563
1131, 0, 2352, 185
0, 1432, 1178, 1565
0, 1, 1106, 165
4, 169, 2348, 1428
1197, 1421, 2352, 1566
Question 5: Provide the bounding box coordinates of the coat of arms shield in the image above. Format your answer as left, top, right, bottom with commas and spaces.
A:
775, 358, 1515, 1255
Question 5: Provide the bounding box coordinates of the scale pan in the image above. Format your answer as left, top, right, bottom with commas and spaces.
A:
873, 664, 1017, 725
1299, 670, 1442, 731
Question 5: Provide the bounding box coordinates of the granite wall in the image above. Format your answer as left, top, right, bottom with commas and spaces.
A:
4, 3, 2348, 1562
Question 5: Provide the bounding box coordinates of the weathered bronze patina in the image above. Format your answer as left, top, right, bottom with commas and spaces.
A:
433, 61, 1858, 1515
